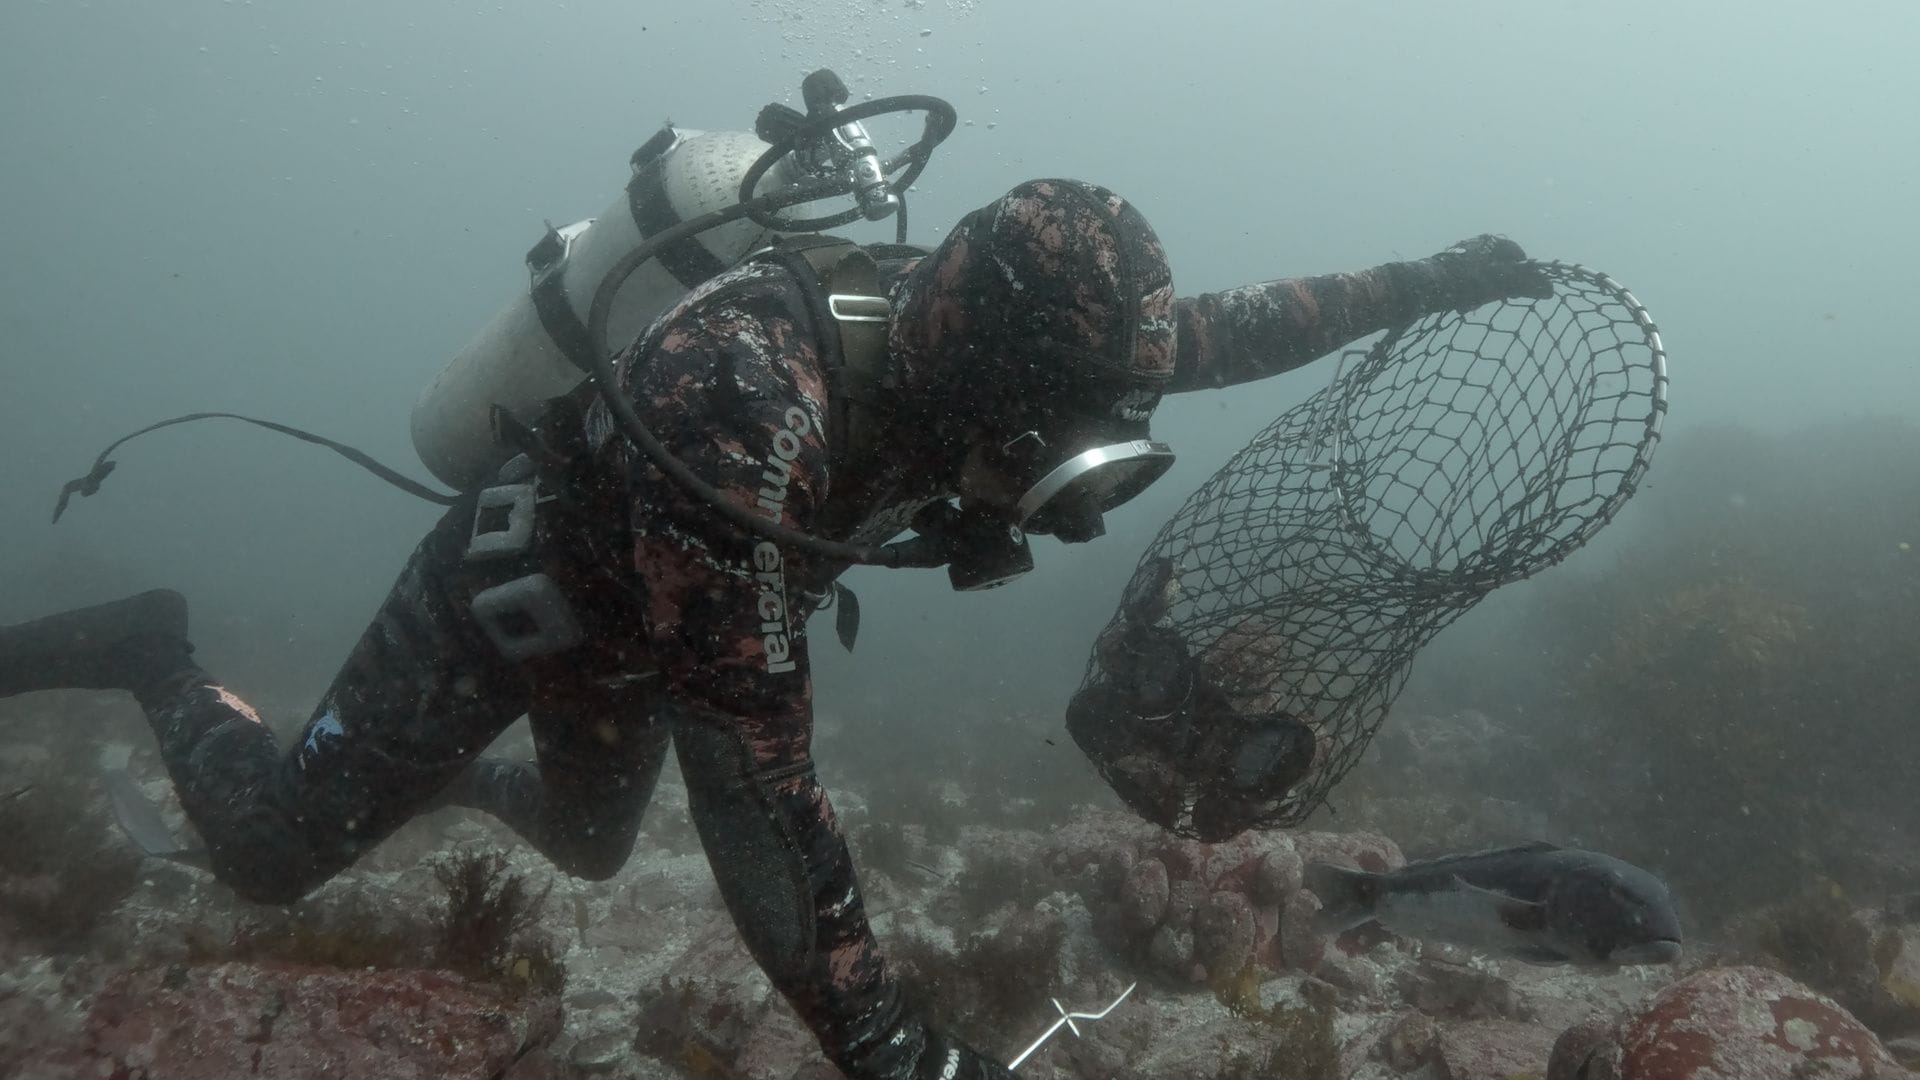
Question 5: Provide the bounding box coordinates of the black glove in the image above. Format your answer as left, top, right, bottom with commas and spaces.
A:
915, 1028, 1018, 1080
1426, 234, 1554, 311
837, 1001, 1016, 1080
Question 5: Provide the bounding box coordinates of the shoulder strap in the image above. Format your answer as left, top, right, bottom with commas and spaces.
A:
762, 236, 891, 391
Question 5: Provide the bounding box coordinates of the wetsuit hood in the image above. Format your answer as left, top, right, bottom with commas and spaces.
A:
885, 179, 1177, 538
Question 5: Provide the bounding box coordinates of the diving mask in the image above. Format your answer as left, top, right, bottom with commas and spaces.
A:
993, 429, 1175, 543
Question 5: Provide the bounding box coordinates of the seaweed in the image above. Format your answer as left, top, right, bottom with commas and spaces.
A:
848, 819, 917, 882
631, 975, 740, 1079
183, 844, 564, 997
1493, 419, 1920, 929
189, 888, 415, 971
949, 845, 1062, 922
1721, 883, 1913, 1035
0, 763, 141, 951
433, 846, 553, 977
891, 908, 1069, 1048
1206, 993, 1343, 1080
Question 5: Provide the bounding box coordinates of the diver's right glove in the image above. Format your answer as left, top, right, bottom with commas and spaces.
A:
914, 1028, 1017, 1080
1424, 234, 1555, 311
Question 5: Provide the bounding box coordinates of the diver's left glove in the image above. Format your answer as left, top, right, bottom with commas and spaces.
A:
837, 1004, 1015, 1080
1426, 234, 1555, 311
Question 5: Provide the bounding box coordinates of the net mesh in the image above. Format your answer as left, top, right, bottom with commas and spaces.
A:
1075, 262, 1668, 833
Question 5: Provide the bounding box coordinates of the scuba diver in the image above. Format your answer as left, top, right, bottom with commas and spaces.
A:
0, 77, 1551, 1077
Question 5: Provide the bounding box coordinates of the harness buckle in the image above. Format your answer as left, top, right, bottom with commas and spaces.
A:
470, 573, 585, 661
466, 482, 537, 562
827, 293, 890, 323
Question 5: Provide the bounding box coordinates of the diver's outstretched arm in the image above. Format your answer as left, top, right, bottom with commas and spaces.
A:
1167, 235, 1552, 393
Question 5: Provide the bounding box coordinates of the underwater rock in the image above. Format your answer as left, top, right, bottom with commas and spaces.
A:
1193, 890, 1256, 983
0, 959, 93, 1079
1720, 892, 1920, 1039
1250, 846, 1305, 906
1874, 920, 1920, 1029
1315, 948, 1390, 1008
630, 920, 817, 1080
1146, 919, 1199, 983
1117, 854, 1170, 933
1396, 955, 1530, 1021
1291, 828, 1406, 876
1375, 1008, 1440, 1071
1038, 810, 1161, 877
1887, 1036, 1920, 1070
1435, 1017, 1560, 1080
1279, 886, 1330, 972
1164, 877, 1207, 929
566, 1026, 635, 1073
1554, 965, 1915, 1079
66, 961, 562, 1079
1547, 1017, 1619, 1080
1059, 818, 1403, 986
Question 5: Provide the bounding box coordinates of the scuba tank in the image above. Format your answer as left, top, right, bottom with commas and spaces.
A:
411, 127, 796, 491
55, 70, 1010, 587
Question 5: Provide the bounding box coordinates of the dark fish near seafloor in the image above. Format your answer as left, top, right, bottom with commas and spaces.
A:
1305, 841, 1682, 966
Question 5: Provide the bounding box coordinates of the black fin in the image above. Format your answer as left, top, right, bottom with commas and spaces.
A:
833, 583, 860, 652
1305, 862, 1383, 935
1400, 839, 1562, 872
1451, 875, 1550, 931
103, 768, 210, 870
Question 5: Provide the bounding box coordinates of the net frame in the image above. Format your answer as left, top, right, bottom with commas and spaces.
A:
1075, 262, 1668, 832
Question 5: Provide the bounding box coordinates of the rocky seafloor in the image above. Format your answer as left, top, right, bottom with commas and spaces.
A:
3, 700, 1919, 1079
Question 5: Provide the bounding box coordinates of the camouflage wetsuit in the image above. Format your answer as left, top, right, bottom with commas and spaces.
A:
119, 181, 1540, 1077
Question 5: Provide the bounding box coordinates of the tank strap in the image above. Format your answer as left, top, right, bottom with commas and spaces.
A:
526, 225, 600, 375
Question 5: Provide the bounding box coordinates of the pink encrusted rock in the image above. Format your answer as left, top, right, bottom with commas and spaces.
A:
1280, 887, 1329, 972
1562, 965, 1916, 1080
1117, 855, 1172, 934
1149, 837, 1204, 882
1147, 920, 1200, 984
1291, 829, 1406, 875
1165, 878, 1208, 931
1251, 899, 1283, 971
1250, 847, 1305, 907
1049, 813, 1419, 984
1039, 811, 1159, 882
1194, 891, 1257, 982
63, 962, 561, 1080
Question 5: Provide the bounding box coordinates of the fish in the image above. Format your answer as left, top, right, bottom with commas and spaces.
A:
1304, 841, 1682, 966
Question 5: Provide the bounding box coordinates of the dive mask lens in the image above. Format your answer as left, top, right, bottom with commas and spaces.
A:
1016, 438, 1175, 541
